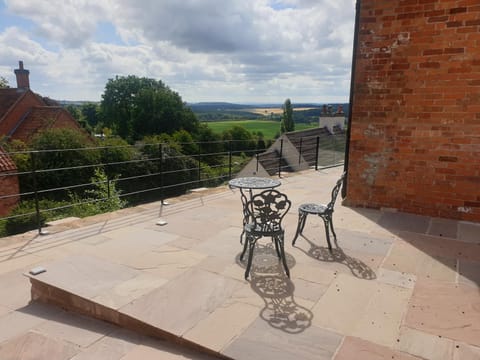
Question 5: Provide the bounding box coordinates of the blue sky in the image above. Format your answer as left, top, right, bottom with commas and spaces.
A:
0, 0, 356, 104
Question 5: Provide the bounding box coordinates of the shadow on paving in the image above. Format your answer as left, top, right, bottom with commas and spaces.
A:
235, 244, 313, 334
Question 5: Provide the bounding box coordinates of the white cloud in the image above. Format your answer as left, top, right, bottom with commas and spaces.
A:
0, 0, 356, 103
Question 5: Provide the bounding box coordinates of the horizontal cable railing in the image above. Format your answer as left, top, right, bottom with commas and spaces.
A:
0, 133, 345, 237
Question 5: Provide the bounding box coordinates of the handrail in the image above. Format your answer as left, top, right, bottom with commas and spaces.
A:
0, 133, 345, 236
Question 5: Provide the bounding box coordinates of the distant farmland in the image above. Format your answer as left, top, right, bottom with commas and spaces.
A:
204, 120, 318, 140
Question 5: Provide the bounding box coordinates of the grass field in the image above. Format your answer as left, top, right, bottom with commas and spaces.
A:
204, 120, 317, 139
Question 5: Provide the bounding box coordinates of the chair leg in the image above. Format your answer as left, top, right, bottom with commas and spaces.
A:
245, 239, 256, 280
329, 216, 337, 240
240, 233, 249, 261
292, 212, 307, 245
273, 237, 281, 259
277, 234, 290, 278
322, 217, 333, 253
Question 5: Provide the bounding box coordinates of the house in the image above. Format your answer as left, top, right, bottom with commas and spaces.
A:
344, 0, 480, 222
0, 146, 19, 216
0, 61, 86, 144
237, 126, 346, 177
0, 61, 90, 216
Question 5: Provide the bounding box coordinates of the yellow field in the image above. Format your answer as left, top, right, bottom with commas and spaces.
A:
245, 107, 317, 115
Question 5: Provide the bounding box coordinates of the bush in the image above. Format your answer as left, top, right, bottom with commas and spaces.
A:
4, 199, 66, 235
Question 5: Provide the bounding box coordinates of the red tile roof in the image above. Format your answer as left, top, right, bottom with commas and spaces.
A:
0, 146, 17, 172
0, 88, 26, 121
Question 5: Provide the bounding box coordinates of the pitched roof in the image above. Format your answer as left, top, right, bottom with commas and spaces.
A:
0, 88, 26, 121
10, 106, 64, 140
0, 146, 17, 172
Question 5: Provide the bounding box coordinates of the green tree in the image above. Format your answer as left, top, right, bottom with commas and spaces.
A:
281, 98, 294, 133
100, 75, 198, 141
222, 125, 256, 153
28, 128, 100, 197
0, 76, 9, 88
80, 103, 101, 128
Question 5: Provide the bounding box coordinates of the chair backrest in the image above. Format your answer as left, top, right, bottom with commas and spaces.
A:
246, 189, 291, 233
327, 172, 346, 212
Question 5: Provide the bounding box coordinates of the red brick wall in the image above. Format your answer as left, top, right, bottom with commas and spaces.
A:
0, 173, 19, 216
347, 0, 480, 221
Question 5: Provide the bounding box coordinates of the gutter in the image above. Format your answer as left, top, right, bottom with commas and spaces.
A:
342, 0, 362, 199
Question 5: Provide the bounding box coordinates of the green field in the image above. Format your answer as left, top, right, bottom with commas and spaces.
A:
204, 120, 317, 140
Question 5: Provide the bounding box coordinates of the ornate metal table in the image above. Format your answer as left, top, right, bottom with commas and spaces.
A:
229, 177, 281, 243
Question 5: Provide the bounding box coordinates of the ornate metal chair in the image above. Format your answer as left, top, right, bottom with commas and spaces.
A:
240, 189, 291, 279
292, 172, 346, 252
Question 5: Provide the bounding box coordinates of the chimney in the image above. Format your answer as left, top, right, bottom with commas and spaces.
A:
14, 61, 30, 89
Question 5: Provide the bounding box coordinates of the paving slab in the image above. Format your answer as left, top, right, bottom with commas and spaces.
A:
121, 268, 243, 337
458, 221, 480, 243
405, 279, 480, 347
395, 326, 455, 360
33, 310, 117, 347
428, 218, 459, 239
453, 342, 480, 360
26, 254, 140, 300
377, 211, 430, 234
335, 336, 422, 360
0, 331, 79, 360
223, 317, 342, 360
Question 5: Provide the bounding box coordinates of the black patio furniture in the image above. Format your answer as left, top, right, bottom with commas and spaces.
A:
240, 189, 291, 279
292, 172, 346, 252
228, 177, 281, 244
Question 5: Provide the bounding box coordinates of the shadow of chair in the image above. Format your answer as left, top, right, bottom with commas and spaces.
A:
292, 172, 346, 252
250, 273, 313, 334
240, 189, 291, 279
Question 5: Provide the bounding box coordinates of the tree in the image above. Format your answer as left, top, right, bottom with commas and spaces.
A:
281, 98, 294, 133
0, 76, 9, 88
100, 75, 198, 141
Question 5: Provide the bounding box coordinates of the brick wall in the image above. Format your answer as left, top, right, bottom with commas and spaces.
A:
347, 0, 480, 221
0, 173, 19, 216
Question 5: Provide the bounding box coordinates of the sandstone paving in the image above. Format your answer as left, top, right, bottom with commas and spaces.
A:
335, 336, 422, 360
0, 331, 79, 360
1, 167, 480, 359
33, 309, 118, 347
453, 342, 480, 360
458, 259, 480, 288
395, 326, 455, 360
405, 279, 480, 347
428, 218, 459, 239
223, 317, 342, 360
121, 268, 244, 337
457, 221, 480, 243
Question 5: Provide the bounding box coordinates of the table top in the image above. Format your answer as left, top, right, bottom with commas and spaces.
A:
228, 177, 281, 190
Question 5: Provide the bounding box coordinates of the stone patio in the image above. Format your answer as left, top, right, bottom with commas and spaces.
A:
0, 167, 479, 360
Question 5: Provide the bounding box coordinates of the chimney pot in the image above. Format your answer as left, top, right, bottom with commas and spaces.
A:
14, 60, 30, 90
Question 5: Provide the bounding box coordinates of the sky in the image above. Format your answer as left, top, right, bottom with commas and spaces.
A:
0, 0, 356, 104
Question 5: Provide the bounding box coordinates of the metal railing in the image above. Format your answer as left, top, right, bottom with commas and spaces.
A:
0, 133, 345, 237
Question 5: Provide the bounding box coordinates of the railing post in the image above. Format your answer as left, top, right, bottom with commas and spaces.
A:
107, 175, 111, 199
228, 140, 232, 179
30, 151, 42, 235
159, 143, 164, 203
278, 138, 283, 178
298, 137, 303, 165
256, 152, 259, 173
315, 136, 320, 171
197, 149, 201, 185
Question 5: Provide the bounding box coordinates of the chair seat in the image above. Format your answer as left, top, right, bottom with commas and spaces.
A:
298, 203, 328, 215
